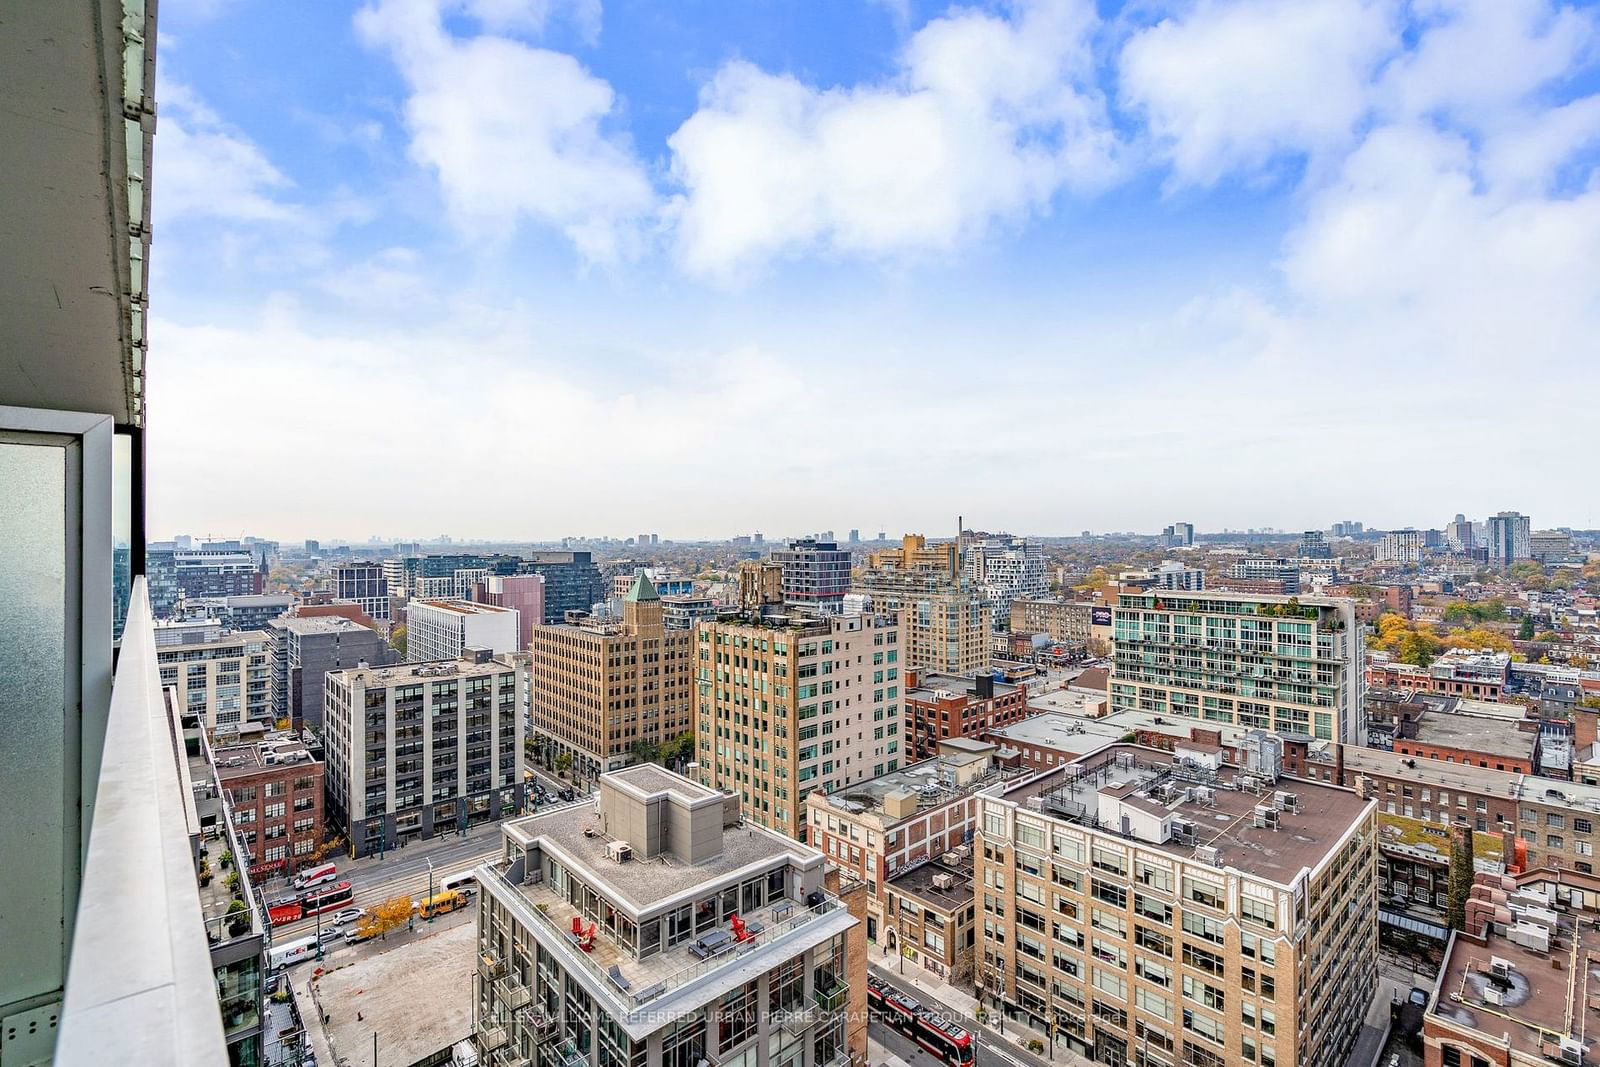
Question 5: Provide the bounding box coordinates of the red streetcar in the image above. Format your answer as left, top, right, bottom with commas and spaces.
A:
868, 976, 975, 1063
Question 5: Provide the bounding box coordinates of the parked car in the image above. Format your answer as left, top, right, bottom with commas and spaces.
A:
329, 907, 365, 928
559, 788, 576, 802
315, 927, 342, 947
344, 925, 377, 945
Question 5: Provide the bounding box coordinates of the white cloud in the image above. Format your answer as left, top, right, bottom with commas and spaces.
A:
357, 0, 652, 263
153, 79, 300, 225
1378, 0, 1598, 126
1118, 0, 1400, 186
665, 0, 1121, 279
461, 0, 601, 40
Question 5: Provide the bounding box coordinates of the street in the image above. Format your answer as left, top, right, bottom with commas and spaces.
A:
267, 792, 593, 941
867, 969, 1066, 1067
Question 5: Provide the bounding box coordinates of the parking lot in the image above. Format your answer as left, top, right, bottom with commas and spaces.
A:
288, 905, 477, 1067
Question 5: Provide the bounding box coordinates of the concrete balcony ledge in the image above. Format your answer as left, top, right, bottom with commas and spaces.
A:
55, 580, 228, 1065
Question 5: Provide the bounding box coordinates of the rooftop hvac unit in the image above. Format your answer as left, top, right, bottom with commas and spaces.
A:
931, 873, 957, 891
1275, 792, 1300, 813
1195, 787, 1215, 806
1253, 806, 1280, 829
1561, 1037, 1584, 1065
1490, 956, 1514, 978
606, 841, 633, 863
1195, 845, 1220, 866
1483, 985, 1505, 1006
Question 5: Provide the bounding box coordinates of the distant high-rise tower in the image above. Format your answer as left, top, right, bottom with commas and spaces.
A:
1446, 514, 1475, 553
1299, 530, 1331, 558
1487, 511, 1531, 563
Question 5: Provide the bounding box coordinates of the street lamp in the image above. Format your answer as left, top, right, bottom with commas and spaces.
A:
426, 858, 436, 922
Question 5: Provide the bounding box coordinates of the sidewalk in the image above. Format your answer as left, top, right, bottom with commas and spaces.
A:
870, 952, 1094, 1067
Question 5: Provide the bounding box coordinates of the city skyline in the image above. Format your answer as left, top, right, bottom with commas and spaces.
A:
146, 0, 1600, 537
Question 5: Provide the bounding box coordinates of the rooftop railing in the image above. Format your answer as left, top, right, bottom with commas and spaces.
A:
482, 861, 844, 1013
56, 579, 230, 1064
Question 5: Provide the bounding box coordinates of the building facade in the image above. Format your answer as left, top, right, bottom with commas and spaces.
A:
1379, 531, 1426, 564
770, 539, 852, 614
976, 744, 1378, 1067
1486, 511, 1532, 563
267, 615, 397, 728
521, 551, 606, 622
478, 573, 546, 652
529, 575, 694, 782
407, 599, 521, 662
329, 561, 390, 622
1110, 590, 1363, 744
474, 765, 862, 1067
904, 673, 1029, 762
694, 610, 902, 842
965, 535, 1047, 631
322, 651, 525, 856
215, 736, 325, 882
853, 540, 991, 676
156, 630, 273, 731
1009, 598, 1094, 648
807, 742, 1015, 940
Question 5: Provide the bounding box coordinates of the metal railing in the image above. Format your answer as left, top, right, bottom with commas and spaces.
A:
56, 580, 230, 1064
483, 863, 845, 1013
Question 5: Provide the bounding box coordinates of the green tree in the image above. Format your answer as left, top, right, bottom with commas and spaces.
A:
555, 752, 573, 775
1447, 826, 1474, 931
1518, 616, 1535, 641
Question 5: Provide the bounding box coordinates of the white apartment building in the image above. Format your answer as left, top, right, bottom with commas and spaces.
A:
322, 650, 525, 856
967, 536, 1048, 630
156, 629, 273, 730
1378, 530, 1425, 564
407, 599, 521, 662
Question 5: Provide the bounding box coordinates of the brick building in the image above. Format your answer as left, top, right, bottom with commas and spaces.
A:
904, 671, 1028, 762
215, 736, 324, 882
1366, 650, 1510, 701
806, 740, 1020, 941
883, 853, 976, 982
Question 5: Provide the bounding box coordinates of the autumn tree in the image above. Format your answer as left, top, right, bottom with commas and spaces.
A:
1442, 628, 1513, 654
389, 624, 407, 659
357, 895, 414, 940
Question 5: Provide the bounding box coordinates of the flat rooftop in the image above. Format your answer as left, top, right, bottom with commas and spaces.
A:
413, 599, 515, 616
908, 674, 1022, 699
1432, 918, 1598, 1061
1410, 713, 1538, 759
987, 713, 1128, 756
212, 739, 316, 780
1338, 745, 1520, 797
887, 858, 975, 914
1027, 689, 1110, 717
812, 754, 1025, 825
1000, 744, 1372, 885
334, 656, 511, 685
504, 800, 809, 913
270, 615, 376, 635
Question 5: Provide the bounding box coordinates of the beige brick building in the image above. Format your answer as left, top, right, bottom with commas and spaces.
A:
529, 574, 693, 782
1009, 597, 1093, 648
694, 609, 901, 844
852, 534, 990, 676
976, 743, 1377, 1067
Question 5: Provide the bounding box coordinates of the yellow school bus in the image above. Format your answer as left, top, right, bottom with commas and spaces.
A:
418, 889, 468, 920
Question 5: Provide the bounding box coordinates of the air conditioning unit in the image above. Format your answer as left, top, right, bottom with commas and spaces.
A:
606, 841, 633, 863
932, 873, 957, 891
1195, 845, 1220, 866
1490, 956, 1514, 978
1560, 1037, 1584, 1065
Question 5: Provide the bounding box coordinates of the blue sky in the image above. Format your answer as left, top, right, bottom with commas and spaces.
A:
148, 0, 1600, 542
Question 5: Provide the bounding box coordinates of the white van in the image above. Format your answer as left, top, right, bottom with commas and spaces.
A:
292, 862, 338, 890
440, 870, 478, 894
269, 936, 317, 970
